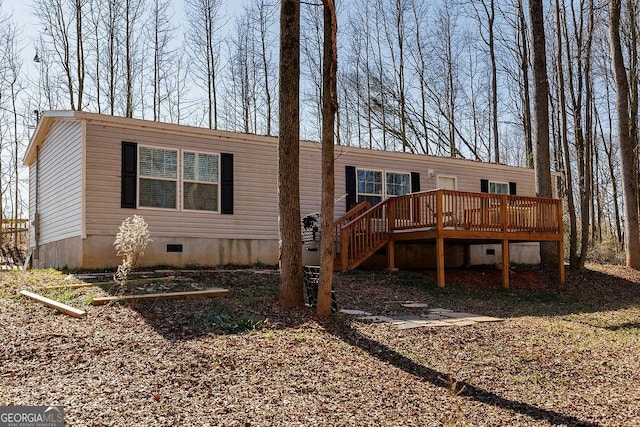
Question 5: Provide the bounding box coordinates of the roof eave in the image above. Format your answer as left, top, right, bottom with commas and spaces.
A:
22, 111, 78, 166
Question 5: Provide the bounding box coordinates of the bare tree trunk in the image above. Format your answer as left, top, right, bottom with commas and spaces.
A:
518, 0, 533, 168
610, 0, 640, 267
625, 0, 639, 207
75, 0, 85, 110
528, 0, 555, 265
474, 0, 499, 162
125, 0, 133, 117
563, 0, 590, 268
107, 0, 118, 115
185, 0, 221, 129
554, 0, 577, 267
317, 0, 337, 317
257, 0, 273, 136
278, 0, 303, 308
601, 65, 623, 246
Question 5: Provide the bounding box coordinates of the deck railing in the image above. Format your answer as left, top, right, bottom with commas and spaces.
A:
394, 189, 562, 233
332, 201, 371, 254
339, 199, 392, 270
336, 190, 562, 270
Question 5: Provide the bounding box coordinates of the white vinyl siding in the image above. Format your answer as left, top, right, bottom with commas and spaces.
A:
82, 120, 545, 242
333, 148, 542, 219
35, 120, 83, 244
85, 124, 278, 240
29, 166, 36, 247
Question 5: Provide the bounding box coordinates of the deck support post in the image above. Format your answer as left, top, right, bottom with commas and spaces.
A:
436, 237, 445, 288
387, 240, 397, 271
501, 239, 510, 289
558, 240, 565, 284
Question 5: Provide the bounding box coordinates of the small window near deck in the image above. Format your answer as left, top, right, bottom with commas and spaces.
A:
386, 172, 411, 196
489, 181, 510, 195
357, 169, 383, 205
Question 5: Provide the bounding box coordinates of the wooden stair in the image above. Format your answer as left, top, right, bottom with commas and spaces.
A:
333, 199, 391, 271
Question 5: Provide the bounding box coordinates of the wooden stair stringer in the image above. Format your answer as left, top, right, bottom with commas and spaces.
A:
337, 234, 390, 271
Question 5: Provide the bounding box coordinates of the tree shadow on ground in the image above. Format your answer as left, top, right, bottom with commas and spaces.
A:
121, 269, 313, 342
333, 266, 640, 319
325, 317, 599, 427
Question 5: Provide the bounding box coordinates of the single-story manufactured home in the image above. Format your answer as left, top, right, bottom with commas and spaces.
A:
24, 111, 559, 272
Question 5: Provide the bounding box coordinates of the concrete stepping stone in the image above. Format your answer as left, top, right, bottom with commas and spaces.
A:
463, 316, 504, 322
393, 315, 425, 321
420, 313, 447, 320
396, 320, 451, 329
440, 318, 478, 326
357, 315, 396, 323
401, 303, 430, 308
440, 312, 478, 318
339, 309, 372, 316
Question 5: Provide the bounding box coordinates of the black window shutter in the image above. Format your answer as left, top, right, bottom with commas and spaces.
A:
221, 153, 234, 214
411, 172, 420, 193
345, 165, 356, 210
121, 142, 137, 208
480, 179, 489, 193
509, 181, 517, 195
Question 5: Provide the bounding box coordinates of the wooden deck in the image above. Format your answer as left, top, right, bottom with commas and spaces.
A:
334, 189, 564, 288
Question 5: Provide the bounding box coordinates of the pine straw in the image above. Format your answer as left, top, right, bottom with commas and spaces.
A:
1, 265, 639, 426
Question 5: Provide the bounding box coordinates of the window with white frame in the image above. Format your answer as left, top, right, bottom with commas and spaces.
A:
386, 172, 411, 196
436, 175, 457, 190
357, 169, 411, 204
357, 170, 383, 205
139, 146, 178, 209
489, 181, 510, 194
138, 147, 220, 211
183, 151, 219, 211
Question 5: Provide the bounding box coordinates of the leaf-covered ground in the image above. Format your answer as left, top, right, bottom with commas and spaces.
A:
1, 265, 639, 426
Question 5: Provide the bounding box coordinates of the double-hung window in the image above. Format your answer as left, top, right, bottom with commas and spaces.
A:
386, 172, 411, 196
138, 146, 220, 211
139, 147, 178, 209
357, 170, 383, 205
183, 151, 219, 211
357, 169, 411, 204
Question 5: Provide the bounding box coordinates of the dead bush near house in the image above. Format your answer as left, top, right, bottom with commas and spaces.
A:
113, 215, 151, 288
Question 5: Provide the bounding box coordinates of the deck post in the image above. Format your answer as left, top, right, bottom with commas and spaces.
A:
436, 190, 443, 230
388, 240, 397, 271
437, 237, 445, 288
340, 228, 348, 271
558, 240, 565, 284
557, 199, 565, 284
502, 239, 510, 289
500, 195, 508, 231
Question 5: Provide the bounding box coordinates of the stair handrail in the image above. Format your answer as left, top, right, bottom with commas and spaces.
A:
332, 201, 371, 229
339, 198, 393, 270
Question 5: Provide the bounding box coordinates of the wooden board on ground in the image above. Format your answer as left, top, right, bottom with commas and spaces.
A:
91, 287, 229, 305
20, 290, 87, 318
44, 276, 175, 290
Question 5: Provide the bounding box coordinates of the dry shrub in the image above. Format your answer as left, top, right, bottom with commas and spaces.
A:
587, 238, 625, 265
114, 215, 151, 287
